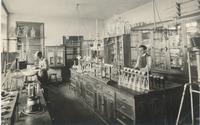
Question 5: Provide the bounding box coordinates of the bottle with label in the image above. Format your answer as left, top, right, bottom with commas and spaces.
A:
156, 76, 161, 89
136, 71, 141, 91
141, 72, 146, 90
127, 72, 132, 89
131, 70, 136, 90
124, 73, 128, 87
30, 27, 36, 38
145, 76, 150, 91
149, 75, 154, 90
133, 70, 139, 90
153, 75, 157, 89
160, 76, 165, 89
128, 70, 134, 89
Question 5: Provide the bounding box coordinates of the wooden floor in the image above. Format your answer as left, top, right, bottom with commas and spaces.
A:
46, 83, 106, 125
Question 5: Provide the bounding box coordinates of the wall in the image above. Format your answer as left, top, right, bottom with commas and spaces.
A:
104, 0, 177, 33
8, 14, 104, 46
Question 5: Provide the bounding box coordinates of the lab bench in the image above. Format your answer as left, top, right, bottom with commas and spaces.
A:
70, 69, 185, 125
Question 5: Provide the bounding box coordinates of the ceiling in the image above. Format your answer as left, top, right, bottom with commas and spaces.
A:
3, 0, 151, 19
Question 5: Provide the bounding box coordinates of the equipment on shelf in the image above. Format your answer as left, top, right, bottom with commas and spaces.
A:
1, 91, 19, 125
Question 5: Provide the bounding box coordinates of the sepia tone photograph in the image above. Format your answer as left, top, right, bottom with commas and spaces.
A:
1, 0, 200, 125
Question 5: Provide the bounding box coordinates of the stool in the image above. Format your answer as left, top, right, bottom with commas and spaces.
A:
49, 73, 58, 83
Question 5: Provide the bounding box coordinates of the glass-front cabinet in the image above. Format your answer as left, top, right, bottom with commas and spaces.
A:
45, 46, 65, 68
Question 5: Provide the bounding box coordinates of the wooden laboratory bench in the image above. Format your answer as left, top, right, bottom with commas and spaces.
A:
14, 82, 52, 125
70, 69, 186, 125
1, 91, 19, 125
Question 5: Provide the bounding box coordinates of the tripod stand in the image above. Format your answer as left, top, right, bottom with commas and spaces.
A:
176, 49, 200, 125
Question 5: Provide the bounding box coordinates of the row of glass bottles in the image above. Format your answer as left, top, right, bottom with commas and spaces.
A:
118, 67, 165, 92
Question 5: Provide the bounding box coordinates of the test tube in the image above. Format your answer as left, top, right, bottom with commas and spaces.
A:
129, 69, 134, 89
127, 70, 131, 88
32, 86, 36, 97
141, 72, 145, 91
131, 70, 135, 90
36, 83, 39, 94
128, 72, 133, 89
133, 70, 138, 90
136, 71, 141, 91
28, 84, 30, 97
123, 69, 127, 87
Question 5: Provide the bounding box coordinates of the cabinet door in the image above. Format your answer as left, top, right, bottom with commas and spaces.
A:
48, 51, 55, 67
55, 47, 65, 67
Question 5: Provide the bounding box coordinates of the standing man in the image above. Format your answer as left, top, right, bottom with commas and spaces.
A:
135, 45, 152, 73
35, 51, 49, 100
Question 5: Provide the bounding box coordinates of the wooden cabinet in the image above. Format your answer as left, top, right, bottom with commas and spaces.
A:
116, 92, 135, 125
82, 77, 96, 110
63, 36, 83, 68
70, 69, 184, 125
102, 86, 116, 123
45, 46, 65, 68
104, 34, 131, 67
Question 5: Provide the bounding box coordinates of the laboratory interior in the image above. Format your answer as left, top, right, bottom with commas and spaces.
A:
1, 0, 200, 125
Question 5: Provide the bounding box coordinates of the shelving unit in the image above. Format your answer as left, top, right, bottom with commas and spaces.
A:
130, 15, 200, 83
131, 23, 185, 73
104, 34, 131, 67
45, 46, 65, 68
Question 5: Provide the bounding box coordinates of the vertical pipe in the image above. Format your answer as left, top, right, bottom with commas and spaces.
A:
190, 84, 194, 125
195, 50, 200, 82
187, 51, 194, 125
187, 51, 192, 83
